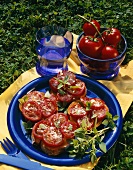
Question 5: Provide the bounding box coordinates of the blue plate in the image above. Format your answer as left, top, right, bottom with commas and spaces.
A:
7, 74, 123, 166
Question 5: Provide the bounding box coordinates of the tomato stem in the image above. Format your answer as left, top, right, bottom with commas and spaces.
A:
77, 14, 105, 44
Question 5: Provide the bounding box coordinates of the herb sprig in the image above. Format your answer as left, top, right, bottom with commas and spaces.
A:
68, 113, 119, 163
56, 75, 80, 95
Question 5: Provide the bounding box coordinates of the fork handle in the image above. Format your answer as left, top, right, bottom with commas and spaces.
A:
15, 150, 29, 160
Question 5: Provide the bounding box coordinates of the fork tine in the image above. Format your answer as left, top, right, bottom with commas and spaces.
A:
3, 139, 14, 152
6, 137, 16, 150
0, 141, 10, 154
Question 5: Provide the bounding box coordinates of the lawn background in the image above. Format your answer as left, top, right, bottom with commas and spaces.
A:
0, 0, 133, 169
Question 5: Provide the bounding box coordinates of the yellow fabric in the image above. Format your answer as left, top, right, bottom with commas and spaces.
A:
0, 34, 133, 170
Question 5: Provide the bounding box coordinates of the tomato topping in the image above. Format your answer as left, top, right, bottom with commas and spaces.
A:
40, 98, 57, 118
22, 101, 42, 122
32, 119, 50, 144
77, 116, 94, 130
80, 97, 105, 110
26, 91, 45, 103
91, 104, 108, 122
19, 91, 45, 111
68, 101, 87, 120
67, 79, 86, 98
49, 113, 68, 128
57, 91, 73, 103
42, 126, 63, 147
48, 93, 58, 104
60, 121, 77, 139
57, 70, 76, 86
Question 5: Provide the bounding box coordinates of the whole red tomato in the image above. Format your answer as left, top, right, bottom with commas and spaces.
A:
102, 28, 121, 47
83, 20, 100, 36
78, 36, 104, 59
101, 46, 119, 59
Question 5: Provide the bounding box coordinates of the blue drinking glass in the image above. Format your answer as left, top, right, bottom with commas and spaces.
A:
35, 25, 73, 76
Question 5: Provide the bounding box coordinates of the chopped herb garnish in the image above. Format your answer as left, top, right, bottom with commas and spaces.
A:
69, 85, 80, 89
86, 101, 91, 111
55, 75, 70, 91
58, 88, 66, 95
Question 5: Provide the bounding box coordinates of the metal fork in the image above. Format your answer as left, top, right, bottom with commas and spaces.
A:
0, 137, 29, 160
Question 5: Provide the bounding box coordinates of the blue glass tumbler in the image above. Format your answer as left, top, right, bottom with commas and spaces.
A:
36, 25, 73, 76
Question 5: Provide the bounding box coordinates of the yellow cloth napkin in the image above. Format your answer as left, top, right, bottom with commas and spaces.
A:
0, 34, 133, 170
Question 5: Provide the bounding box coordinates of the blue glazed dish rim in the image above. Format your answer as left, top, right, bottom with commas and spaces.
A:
7, 74, 123, 166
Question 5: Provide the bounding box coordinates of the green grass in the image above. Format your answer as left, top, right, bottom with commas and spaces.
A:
0, 0, 133, 169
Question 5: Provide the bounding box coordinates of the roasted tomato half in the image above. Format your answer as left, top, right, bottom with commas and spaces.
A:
68, 101, 88, 121
77, 116, 94, 130
92, 103, 109, 122
67, 79, 86, 99
21, 101, 42, 122
31, 119, 50, 144
57, 91, 73, 103
26, 91, 45, 103
80, 97, 105, 111
40, 98, 58, 118
42, 126, 63, 147
19, 91, 45, 111
49, 113, 68, 128
60, 121, 78, 139
57, 70, 76, 86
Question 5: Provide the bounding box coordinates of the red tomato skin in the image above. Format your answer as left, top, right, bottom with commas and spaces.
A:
101, 46, 119, 59
68, 101, 87, 121
80, 97, 105, 110
80, 96, 108, 124
19, 91, 45, 111
31, 119, 50, 144
40, 98, 58, 118
83, 20, 100, 36
26, 91, 45, 102
60, 121, 78, 139
67, 79, 86, 98
46, 93, 58, 105
102, 28, 121, 47
57, 71, 76, 86
42, 126, 63, 147
49, 113, 69, 128
77, 116, 94, 130
92, 104, 109, 122
78, 36, 104, 59
57, 92, 73, 103
49, 77, 59, 93
22, 101, 42, 122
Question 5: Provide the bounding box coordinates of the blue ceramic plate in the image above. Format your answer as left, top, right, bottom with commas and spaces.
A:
7, 74, 123, 166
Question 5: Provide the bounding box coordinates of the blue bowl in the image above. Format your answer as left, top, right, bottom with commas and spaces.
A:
76, 29, 127, 80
